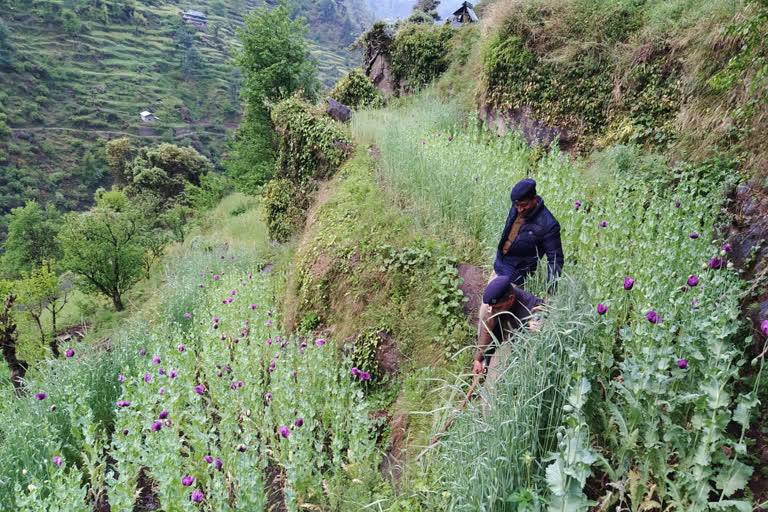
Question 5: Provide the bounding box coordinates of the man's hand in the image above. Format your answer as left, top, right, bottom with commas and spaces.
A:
473, 359, 486, 374
528, 316, 542, 332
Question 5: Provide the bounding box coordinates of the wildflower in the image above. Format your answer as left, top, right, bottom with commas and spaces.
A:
422, 141, 425, 145
248, 273, 252, 279
217, 371, 223, 378
213, 323, 219, 329
574, 201, 581, 210
597, 303, 608, 315
169, 370, 177, 378
227, 298, 234, 303
159, 387, 165, 395
709, 257, 723, 269
351, 367, 360, 376
117, 401, 131, 407
231, 290, 237, 296
448, 136, 453, 141
140, 349, 147, 356
50, 405, 56, 412
692, 301, 699, 308
293, 370, 297, 377
220, 255, 225, 259
687, 275, 699, 287
53, 456, 62, 467
237, 381, 243, 388
267, 338, 272, 345
675, 201, 681, 208
204, 455, 213, 464
118, 375, 125, 383
722, 243, 732, 252
265, 321, 272, 327
238, 444, 246, 452
122, 429, 129, 435
158, 410, 169, 419
316, 338, 326, 347
645, 310, 662, 324
624, 277, 635, 290
689, 233, 699, 239
265, 393, 272, 403
677, 359, 688, 369
182, 476, 195, 486
360, 372, 371, 381
199, 272, 204, 276
65, 349, 74, 358
165, 419, 172, 427
230, 382, 236, 390
178, 345, 185, 352
153, 356, 161, 364
681, 286, 687, 292
231, 255, 235, 260
267, 311, 273, 316
599, 221, 607, 227
221, 334, 226, 340
296, 418, 304, 427
194, 385, 205, 395
250, 304, 257, 310
214, 275, 220, 280
158, 368, 165, 375
199, 284, 204, 288
761, 320, 768, 337
214, 459, 222, 470
269, 361, 276, 372
279, 426, 291, 438
185, 313, 191, 319
151, 421, 162, 432
144, 373, 151, 383
225, 365, 231, 373
35, 393, 47, 400
190, 490, 204, 502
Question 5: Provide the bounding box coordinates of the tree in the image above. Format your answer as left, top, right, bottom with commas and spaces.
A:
412, 0, 441, 21
1, 201, 62, 278
105, 137, 134, 186
227, 0, 320, 192
58, 191, 150, 311
0, 282, 26, 394
0, 20, 13, 70
17, 262, 69, 357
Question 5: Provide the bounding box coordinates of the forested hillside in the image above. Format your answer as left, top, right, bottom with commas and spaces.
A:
0, 0, 371, 222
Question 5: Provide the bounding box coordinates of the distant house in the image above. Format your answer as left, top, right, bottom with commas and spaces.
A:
451, 2, 477, 26
182, 10, 207, 26
140, 111, 159, 122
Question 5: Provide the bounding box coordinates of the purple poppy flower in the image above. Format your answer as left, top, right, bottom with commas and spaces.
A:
122, 429, 129, 435
675, 201, 681, 208
295, 418, 304, 427
360, 372, 371, 381
140, 349, 147, 356
709, 257, 723, 269
316, 339, 326, 347
692, 301, 699, 308
221, 334, 226, 340
265, 393, 272, 403
351, 367, 360, 376
35, 393, 47, 400
677, 359, 688, 369
204, 455, 213, 464
238, 444, 246, 452
624, 277, 635, 290
681, 285, 688, 292
250, 304, 257, 310
215, 459, 222, 470
117, 401, 131, 407
227, 297, 233, 303
237, 381, 243, 388
230, 382, 236, 390
194, 385, 205, 395
199, 284, 204, 288
213, 323, 219, 330
597, 303, 608, 315
574, 201, 581, 210
448, 136, 453, 141
232, 255, 236, 260
165, 419, 173, 427
65, 349, 74, 358
722, 243, 732, 252
265, 320, 272, 327
158, 368, 165, 376
645, 310, 662, 324
761, 320, 768, 337
53, 456, 62, 467
153, 356, 161, 364
118, 375, 125, 383
279, 426, 291, 438
182, 476, 195, 486
269, 361, 275, 372
159, 387, 165, 395
225, 365, 231, 373
185, 313, 191, 319
217, 371, 223, 378
599, 221, 607, 227
169, 370, 177, 378
689, 233, 699, 239
144, 373, 151, 383
190, 490, 204, 502
267, 310, 273, 316
266, 338, 272, 345
687, 275, 699, 287
248, 273, 253, 279
157, 410, 168, 419
151, 421, 162, 432
231, 290, 237, 296
214, 275, 220, 280
50, 405, 56, 412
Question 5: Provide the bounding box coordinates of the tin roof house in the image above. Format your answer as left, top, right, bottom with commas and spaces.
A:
451, 2, 478, 26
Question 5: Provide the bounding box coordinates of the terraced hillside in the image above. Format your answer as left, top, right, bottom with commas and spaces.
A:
0, 0, 370, 218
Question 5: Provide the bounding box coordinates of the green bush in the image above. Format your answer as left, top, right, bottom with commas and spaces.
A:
329, 68, 381, 108
390, 23, 454, 90
261, 177, 307, 242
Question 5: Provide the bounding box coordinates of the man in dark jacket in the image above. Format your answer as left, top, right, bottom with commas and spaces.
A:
474, 275, 543, 374
494, 178, 563, 286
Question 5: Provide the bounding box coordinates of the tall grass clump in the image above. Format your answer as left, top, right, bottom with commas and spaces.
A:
358, 90, 758, 509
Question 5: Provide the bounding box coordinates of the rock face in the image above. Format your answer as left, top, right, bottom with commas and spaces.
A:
479, 104, 576, 152
326, 97, 352, 123
362, 23, 396, 95
368, 53, 395, 95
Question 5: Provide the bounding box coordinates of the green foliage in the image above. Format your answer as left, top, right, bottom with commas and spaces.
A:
184, 172, 230, 211
390, 24, 454, 89
0, 19, 13, 70
225, 107, 276, 194
57, 193, 150, 311
1, 201, 62, 278
349, 328, 383, 381
261, 178, 306, 243
330, 68, 381, 108
300, 310, 321, 331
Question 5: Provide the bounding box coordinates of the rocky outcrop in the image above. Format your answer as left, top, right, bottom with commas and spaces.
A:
326, 97, 352, 123
367, 53, 396, 95
479, 104, 576, 152
361, 22, 396, 95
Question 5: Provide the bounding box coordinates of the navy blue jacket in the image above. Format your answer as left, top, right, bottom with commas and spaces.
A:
493, 196, 564, 285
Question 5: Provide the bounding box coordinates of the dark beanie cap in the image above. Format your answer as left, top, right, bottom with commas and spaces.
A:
483, 275, 514, 305
509, 178, 536, 202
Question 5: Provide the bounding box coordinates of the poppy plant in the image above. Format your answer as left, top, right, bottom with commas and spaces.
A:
624, 278, 634, 290
597, 303, 608, 315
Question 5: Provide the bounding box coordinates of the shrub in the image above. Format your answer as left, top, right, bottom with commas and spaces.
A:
261, 178, 307, 242
329, 68, 381, 108
390, 23, 454, 90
